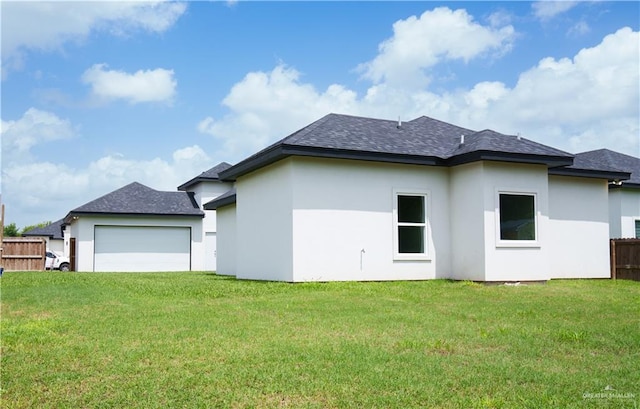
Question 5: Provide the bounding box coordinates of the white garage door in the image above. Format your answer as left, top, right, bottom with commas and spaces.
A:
94, 226, 191, 272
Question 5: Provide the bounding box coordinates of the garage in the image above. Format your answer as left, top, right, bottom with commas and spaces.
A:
94, 225, 191, 272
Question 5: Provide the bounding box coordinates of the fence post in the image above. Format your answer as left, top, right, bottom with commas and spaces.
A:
610, 239, 616, 280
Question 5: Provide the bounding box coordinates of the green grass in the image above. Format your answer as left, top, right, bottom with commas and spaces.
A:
1, 273, 639, 408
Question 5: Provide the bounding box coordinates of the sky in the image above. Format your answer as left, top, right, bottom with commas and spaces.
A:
1, 1, 639, 228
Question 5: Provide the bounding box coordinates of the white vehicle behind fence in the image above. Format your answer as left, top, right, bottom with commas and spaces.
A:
45, 251, 71, 271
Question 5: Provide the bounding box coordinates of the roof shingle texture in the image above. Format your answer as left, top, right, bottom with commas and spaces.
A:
243, 113, 572, 163
177, 162, 233, 191
22, 219, 64, 239
70, 182, 204, 216
573, 149, 640, 185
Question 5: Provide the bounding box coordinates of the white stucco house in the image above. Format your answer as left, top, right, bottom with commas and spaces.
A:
205, 113, 635, 282
571, 149, 640, 239
62, 163, 231, 272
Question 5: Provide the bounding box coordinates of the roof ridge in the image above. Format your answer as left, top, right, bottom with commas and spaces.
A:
281, 113, 338, 144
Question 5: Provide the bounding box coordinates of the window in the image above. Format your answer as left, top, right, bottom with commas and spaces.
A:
635, 220, 640, 239
394, 192, 428, 258
498, 193, 536, 241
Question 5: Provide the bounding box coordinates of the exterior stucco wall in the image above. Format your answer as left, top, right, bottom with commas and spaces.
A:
450, 162, 487, 281
609, 189, 640, 238
289, 157, 451, 282
185, 181, 233, 270
481, 162, 550, 282
216, 204, 237, 276
235, 159, 294, 281
68, 215, 204, 272
549, 175, 610, 278
47, 238, 64, 254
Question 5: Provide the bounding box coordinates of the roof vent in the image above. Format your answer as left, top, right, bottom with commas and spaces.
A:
397, 116, 402, 129
517, 132, 521, 140
460, 134, 465, 144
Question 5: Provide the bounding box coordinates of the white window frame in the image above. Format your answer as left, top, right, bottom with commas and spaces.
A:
393, 189, 430, 260
495, 190, 540, 248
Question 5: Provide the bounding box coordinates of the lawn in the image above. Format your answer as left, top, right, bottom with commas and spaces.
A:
1, 272, 638, 408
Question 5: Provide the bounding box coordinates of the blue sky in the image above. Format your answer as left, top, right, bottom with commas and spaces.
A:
1, 1, 639, 228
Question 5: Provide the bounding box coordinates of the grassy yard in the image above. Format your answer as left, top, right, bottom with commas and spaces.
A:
1, 272, 638, 408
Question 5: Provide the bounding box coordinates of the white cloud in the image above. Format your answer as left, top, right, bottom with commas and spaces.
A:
357, 7, 515, 88
487, 9, 513, 28
198, 64, 360, 160
532, 1, 578, 21
81, 64, 177, 104
198, 27, 639, 162
1, 1, 186, 77
568, 21, 591, 37
1, 108, 77, 162
1, 108, 213, 227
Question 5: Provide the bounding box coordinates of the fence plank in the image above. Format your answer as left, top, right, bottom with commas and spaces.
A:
1, 237, 46, 271
610, 239, 640, 281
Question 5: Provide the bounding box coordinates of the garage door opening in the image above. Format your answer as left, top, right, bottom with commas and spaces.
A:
94, 225, 191, 272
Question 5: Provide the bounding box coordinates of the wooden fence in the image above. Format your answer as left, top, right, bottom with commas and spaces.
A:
1, 237, 46, 271
610, 239, 640, 281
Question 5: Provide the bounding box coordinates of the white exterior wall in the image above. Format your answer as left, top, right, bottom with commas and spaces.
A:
68, 215, 204, 272
289, 157, 451, 282
609, 189, 640, 238
30, 236, 64, 254
186, 182, 233, 271
450, 162, 487, 281
609, 190, 622, 238
482, 162, 550, 282
549, 175, 610, 278
235, 160, 294, 281
216, 204, 236, 276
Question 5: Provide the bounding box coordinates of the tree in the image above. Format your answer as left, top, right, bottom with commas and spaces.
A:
4, 223, 20, 237
21, 221, 52, 235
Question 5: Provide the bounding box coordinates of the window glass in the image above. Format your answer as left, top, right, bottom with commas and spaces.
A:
398, 195, 425, 223
499, 194, 535, 241
635, 220, 640, 239
397, 194, 426, 254
398, 226, 425, 253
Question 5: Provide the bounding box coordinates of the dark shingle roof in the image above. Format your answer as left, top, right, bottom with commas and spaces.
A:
66, 182, 204, 220
220, 113, 575, 181
570, 149, 640, 187
22, 219, 64, 240
177, 162, 233, 191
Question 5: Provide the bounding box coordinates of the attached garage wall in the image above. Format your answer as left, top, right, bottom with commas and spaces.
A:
94, 226, 191, 272
68, 215, 203, 272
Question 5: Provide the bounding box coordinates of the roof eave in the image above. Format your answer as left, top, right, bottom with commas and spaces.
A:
204, 193, 237, 210
177, 176, 223, 191
219, 144, 445, 181
609, 182, 640, 190
65, 211, 205, 223
22, 232, 55, 239
447, 151, 574, 168
548, 167, 631, 181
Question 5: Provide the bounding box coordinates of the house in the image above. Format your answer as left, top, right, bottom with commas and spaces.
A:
177, 162, 233, 271
63, 182, 204, 272
205, 113, 632, 282
61, 162, 233, 272
572, 149, 640, 238
22, 219, 66, 254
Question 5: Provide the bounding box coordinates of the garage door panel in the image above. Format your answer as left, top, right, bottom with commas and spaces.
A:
94, 226, 191, 272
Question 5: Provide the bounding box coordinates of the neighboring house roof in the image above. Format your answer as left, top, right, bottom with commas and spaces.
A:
64, 182, 204, 222
177, 162, 233, 191
563, 149, 639, 188
203, 188, 236, 210
22, 218, 64, 240
219, 113, 576, 181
